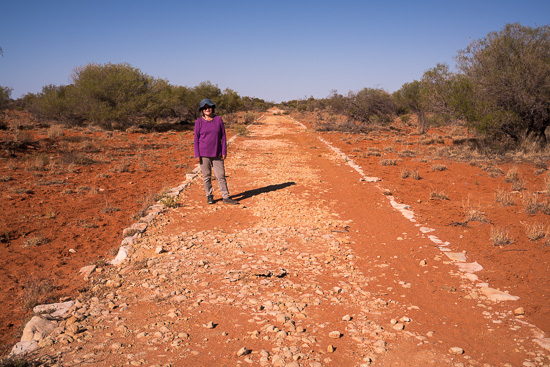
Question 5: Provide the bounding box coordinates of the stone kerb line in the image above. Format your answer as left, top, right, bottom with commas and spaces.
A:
286, 115, 550, 352
10, 112, 269, 358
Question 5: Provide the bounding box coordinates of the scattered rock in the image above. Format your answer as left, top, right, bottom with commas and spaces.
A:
329, 331, 342, 339
237, 347, 251, 357
448, 347, 464, 355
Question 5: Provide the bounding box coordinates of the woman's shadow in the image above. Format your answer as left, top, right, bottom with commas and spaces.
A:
230, 182, 295, 201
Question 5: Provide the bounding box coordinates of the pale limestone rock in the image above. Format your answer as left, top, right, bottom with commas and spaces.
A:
445, 252, 467, 262
448, 347, 464, 355
79, 265, 97, 279
9, 341, 38, 357
480, 287, 520, 302
21, 316, 56, 342
514, 307, 525, 315
33, 300, 75, 318
456, 262, 483, 273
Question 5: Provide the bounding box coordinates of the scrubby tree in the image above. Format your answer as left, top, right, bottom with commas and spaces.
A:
141, 78, 176, 124
218, 88, 243, 115
0, 86, 12, 110
28, 84, 77, 123
456, 23, 550, 147
393, 80, 426, 131
0, 86, 12, 128
187, 81, 222, 120
70, 62, 155, 129
349, 87, 395, 124
326, 90, 351, 115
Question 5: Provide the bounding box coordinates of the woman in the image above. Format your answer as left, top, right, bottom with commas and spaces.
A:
194, 98, 239, 205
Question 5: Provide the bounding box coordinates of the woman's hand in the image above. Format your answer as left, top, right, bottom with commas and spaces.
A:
222, 155, 227, 160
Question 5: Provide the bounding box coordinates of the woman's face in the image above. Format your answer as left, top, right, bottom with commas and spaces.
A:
203, 106, 214, 118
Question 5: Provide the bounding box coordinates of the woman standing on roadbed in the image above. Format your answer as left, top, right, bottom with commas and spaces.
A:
194, 98, 239, 205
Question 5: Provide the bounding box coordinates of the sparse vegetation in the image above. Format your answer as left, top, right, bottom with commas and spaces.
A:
522, 191, 540, 214
463, 198, 487, 222
22, 235, 48, 248
431, 164, 447, 171
233, 124, 249, 137
430, 190, 450, 200
495, 188, 514, 206
505, 167, 519, 182
409, 169, 421, 180
380, 159, 397, 166
510, 177, 526, 191
0, 355, 37, 367
523, 222, 546, 241
20, 278, 55, 310
160, 194, 179, 208
491, 226, 513, 246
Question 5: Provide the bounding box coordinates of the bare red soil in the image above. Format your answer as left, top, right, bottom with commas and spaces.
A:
1, 109, 549, 365
0, 111, 198, 352
294, 111, 550, 335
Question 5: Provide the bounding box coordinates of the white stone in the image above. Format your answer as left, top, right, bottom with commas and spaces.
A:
448, 347, 464, 355
480, 287, 519, 302
33, 300, 75, 317
456, 262, 483, 273
445, 252, 467, 262
21, 316, 56, 342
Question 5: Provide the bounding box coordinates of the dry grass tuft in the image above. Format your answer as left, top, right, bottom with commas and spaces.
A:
397, 149, 416, 158
25, 153, 49, 171
22, 235, 49, 248
505, 166, 519, 182
510, 177, 525, 191
431, 164, 447, 171
484, 166, 504, 178
522, 222, 546, 241
490, 226, 513, 246
522, 191, 540, 215
399, 168, 421, 179
430, 190, 450, 200
380, 159, 397, 166
463, 197, 487, 222
47, 124, 64, 139
495, 188, 515, 206
409, 169, 421, 180
21, 278, 55, 310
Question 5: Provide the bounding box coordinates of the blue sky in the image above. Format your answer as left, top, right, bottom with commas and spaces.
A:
1, 0, 548, 103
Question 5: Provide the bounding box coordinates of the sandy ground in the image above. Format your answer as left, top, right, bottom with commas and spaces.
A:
11, 110, 550, 366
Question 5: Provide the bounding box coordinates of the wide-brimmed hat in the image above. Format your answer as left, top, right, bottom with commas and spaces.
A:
199, 98, 216, 109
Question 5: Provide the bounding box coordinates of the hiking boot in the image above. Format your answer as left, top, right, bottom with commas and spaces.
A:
207, 195, 214, 204
223, 198, 239, 205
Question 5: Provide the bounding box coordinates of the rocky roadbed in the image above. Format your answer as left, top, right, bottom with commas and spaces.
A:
13, 111, 550, 366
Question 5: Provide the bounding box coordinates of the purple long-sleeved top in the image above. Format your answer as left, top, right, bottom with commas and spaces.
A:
194, 116, 227, 158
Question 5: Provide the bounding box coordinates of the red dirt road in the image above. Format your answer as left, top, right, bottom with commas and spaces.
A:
20, 110, 550, 366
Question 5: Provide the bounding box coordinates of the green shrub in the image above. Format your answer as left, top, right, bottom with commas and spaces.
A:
457, 23, 550, 148
349, 88, 396, 125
